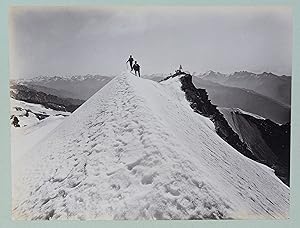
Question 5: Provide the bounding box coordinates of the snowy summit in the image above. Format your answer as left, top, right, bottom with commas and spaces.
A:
12, 72, 289, 220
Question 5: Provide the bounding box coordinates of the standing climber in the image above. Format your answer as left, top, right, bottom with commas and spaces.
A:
133, 61, 141, 77
179, 65, 183, 72
176, 65, 183, 74
126, 55, 134, 71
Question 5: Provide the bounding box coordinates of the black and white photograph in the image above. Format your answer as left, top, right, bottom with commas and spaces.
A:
9, 6, 291, 220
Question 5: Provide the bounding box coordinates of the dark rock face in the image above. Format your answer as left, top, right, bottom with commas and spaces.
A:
239, 114, 290, 185
162, 72, 290, 186
10, 84, 84, 113
11, 116, 20, 127
178, 73, 256, 161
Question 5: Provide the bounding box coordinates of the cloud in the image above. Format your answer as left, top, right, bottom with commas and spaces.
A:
9, 6, 292, 78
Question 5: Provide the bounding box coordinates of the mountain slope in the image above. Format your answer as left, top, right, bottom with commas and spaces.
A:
12, 72, 289, 220
18, 83, 77, 99
10, 84, 84, 112
220, 108, 290, 185
192, 77, 290, 124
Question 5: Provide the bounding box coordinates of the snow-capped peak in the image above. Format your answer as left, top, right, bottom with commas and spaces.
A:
13, 74, 113, 84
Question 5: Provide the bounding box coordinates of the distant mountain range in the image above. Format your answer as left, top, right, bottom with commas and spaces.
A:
197, 70, 291, 106
11, 74, 114, 100
10, 71, 291, 124
191, 77, 290, 124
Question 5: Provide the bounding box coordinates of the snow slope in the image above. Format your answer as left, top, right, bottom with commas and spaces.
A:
219, 107, 290, 186
219, 107, 276, 163
10, 98, 69, 126
12, 72, 289, 220
10, 98, 70, 167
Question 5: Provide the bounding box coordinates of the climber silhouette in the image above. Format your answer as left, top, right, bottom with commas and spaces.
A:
179, 65, 183, 72
126, 55, 134, 71
133, 61, 141, 77
176, 65, 183, 74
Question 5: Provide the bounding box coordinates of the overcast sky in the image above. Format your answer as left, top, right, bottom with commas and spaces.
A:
9, 6, 292, 79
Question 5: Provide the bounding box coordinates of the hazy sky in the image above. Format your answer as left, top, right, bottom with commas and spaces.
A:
10, 6, 292, 79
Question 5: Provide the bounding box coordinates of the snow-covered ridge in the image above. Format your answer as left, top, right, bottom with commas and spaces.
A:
12, 72, 289, 220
